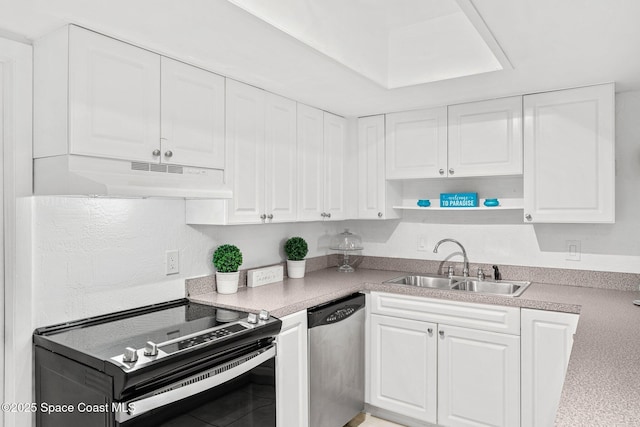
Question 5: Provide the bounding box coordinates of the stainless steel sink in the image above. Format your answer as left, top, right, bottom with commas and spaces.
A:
385, 274, 456, 290
385, 274, 531, 297
451, 279, 531, 297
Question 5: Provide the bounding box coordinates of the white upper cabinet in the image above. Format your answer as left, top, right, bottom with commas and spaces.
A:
523, 83, 615, 223
297, 104, 325, 221
225, 79, 266, 224
358, 115, 401, 219
187, 82, 297, 225
385, 107, 447, 179
264, 92, 298, 223
323, 112, 347, 220
35, 25, 225, 170
448, 96, 523, 177
67, 26, 161, 162
161, 57, 225, 169
385, 98, 522, 180
297, 105, 346, 221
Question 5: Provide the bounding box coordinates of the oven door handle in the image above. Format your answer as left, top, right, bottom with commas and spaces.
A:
115, 345, 276, 423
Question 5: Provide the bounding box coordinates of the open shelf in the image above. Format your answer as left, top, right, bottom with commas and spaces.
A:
393, 198, 524, 211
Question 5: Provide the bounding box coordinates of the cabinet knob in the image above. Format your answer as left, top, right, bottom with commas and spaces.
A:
439, 330, 445, 337
525, 214, 532, 221
427, 328, 433, 334
164, 150, 173, 158
320, 212, 326, 218
267, 214, 274, 220
260, 214, 267, 221
378, 212, 383, 218
326, 212, 331, 219
152, 149, 161, 156
448, 168, 454, 175
439, 168, 445, 175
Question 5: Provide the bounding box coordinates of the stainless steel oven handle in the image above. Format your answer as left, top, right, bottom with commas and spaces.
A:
115, 345, 276, 423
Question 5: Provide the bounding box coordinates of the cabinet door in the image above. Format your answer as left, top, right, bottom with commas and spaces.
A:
448, 96, 523, 177
369, 314, 437, 424
297, 104, 324, 221
265, 93, 297, 223
523, 84, 615, 223
438, 325, 520, 427
385, 107, 447, 179
358, 115, 400, 220
323, 112, 346, 220
69, 26, 160, 162
225, 79, 265, 224
161, 57, 225, 169
521, 309, 579, 427
276, 310, 309, 427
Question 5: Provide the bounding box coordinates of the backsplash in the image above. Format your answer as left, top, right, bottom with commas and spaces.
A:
186, 255, 334, 296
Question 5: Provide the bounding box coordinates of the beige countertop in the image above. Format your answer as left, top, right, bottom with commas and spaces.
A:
190, 267, 640, 426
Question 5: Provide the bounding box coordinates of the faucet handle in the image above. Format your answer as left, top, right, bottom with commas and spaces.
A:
492, 265, 502, 281
477, 268, 485, 281
446, 265, 455, 279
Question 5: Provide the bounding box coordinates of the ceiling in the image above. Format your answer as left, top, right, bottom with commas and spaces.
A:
224, 0, 509, 89
1, 0, 639, 117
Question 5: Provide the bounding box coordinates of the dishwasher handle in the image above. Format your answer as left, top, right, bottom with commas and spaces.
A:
307, 293, 365, 328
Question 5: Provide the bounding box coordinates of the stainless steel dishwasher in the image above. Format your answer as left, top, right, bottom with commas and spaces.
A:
308, 293, 365, 427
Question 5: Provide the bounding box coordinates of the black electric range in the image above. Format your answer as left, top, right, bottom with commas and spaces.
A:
34, 299, 281, 426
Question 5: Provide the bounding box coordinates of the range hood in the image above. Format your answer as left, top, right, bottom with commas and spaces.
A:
33, 155, 232, 199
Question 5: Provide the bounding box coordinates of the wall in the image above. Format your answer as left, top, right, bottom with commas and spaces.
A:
345, 90, 640, 275
32, 197, 340, 326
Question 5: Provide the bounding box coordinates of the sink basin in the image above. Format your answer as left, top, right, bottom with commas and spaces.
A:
385, 274, 456, 290
385, 273, 531, 297
451, 279, 531, 297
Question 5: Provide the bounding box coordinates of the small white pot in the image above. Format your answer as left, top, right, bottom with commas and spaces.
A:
216, 271, 240, 294
287, 259, 306, 279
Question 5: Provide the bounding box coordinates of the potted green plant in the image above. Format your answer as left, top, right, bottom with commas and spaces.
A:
284, 237, 308, 278
212, 244, 243, 294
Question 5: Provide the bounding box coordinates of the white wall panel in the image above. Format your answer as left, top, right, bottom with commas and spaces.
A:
32, 197, 338, 326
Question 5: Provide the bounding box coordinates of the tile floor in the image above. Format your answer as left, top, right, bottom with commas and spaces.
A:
354, 413, 405, 427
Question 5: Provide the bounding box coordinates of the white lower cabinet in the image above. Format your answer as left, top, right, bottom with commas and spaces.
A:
369, 314, 438, 423
438, 325, 520, 427
367, 293, 521, 427
276, 310, 309, 427
521, 309, 579, 427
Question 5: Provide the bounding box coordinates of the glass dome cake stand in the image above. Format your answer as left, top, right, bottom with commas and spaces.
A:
330, 229, 364, 273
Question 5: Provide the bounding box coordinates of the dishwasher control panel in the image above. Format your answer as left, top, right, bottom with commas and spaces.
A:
307, 293, 365, 328
326, 306, 357, 323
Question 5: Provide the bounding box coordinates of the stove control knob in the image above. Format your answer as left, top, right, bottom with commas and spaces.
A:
259, 309, 270, 321
247, 313, 259, 324
144, 341, 158, 357
123, 347, 138, 363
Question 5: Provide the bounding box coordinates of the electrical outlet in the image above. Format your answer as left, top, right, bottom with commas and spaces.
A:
166, 250, 180, 275
417, 234, 428, 252
566, 240, 581, 261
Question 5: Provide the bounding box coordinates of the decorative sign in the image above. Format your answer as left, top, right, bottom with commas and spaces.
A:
440, 192, 479, 208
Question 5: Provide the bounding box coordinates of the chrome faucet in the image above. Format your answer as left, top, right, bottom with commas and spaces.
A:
433, 239, 469, 278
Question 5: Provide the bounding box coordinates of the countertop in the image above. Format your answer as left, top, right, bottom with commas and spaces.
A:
190, 268, 640, 426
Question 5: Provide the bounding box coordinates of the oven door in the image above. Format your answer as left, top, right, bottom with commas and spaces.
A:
116, 345, 276, 427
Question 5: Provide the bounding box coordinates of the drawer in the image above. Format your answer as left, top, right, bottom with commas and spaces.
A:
370, 292, 520, 335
